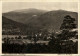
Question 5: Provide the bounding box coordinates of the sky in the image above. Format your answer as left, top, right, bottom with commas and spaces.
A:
2, 2, 78, 13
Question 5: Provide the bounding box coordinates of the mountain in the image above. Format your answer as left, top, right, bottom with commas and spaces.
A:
2, 9, 78, 33
2, 16, 27, 35
38, 10, 78, 31
3, 8, 47, 24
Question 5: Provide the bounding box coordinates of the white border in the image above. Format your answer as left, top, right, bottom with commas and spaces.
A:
0, 0, 80, 56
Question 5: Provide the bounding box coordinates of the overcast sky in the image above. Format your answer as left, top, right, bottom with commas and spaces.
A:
2, 2, 78, 13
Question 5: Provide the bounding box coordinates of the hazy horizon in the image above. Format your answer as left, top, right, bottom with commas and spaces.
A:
2, 2, 78, 13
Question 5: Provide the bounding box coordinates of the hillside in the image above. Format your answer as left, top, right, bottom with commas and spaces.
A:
2, 16, 27, 35
38, 10, 78, 31
3, 9, 47, 24
2, 9, 78, 33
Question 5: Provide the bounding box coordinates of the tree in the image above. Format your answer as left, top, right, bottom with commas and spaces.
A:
59, 15, 77, 40
18, 36, 22, 39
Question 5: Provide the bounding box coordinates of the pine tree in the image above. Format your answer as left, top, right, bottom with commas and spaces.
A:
59, 15, 77, 40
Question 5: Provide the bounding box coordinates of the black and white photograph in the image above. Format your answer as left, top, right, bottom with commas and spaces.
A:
2, 2, 78, 54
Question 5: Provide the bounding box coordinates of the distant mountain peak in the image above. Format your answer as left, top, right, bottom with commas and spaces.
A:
6, 8, 47, 13
2, 9, 78, 32
50, 9, 77, 13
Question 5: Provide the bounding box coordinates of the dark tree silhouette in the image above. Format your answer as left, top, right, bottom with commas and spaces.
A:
59, 15, 77, 40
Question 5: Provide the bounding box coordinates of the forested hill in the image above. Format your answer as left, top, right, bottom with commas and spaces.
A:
2, 16, 27, 35
38, 10, 78, 31
2, 9, 78, 34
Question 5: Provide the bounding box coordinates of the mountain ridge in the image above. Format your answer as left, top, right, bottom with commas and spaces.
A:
2, 9, 78, 32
